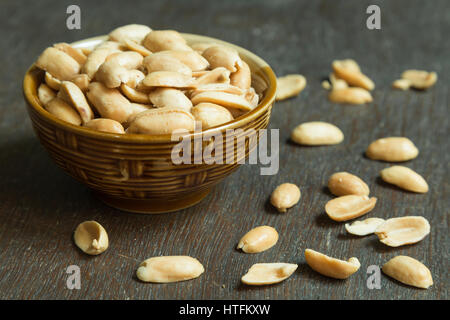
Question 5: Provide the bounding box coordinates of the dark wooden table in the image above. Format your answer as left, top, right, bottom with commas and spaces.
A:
0, 0, 448, 300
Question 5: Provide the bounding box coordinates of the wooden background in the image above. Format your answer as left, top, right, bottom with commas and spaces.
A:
0, 0, 448, 299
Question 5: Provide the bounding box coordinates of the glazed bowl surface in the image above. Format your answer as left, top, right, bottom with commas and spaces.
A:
23, 33, 277, 213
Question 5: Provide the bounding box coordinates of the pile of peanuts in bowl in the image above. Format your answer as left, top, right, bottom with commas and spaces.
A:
34, 24, 262, 135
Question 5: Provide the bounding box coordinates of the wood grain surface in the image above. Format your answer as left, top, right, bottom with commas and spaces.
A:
0, 0, 448, 299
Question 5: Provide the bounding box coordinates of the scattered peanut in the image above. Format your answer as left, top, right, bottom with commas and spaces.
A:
328, 172, 370, 196
136, 256, 204, 283
382, 256, 433, 289
366, 137, 419, 162
328, 87, 373, 104
401, 70, 437, 90
380, 166, 429, 193
241, 263, 298, 285
304, 249, 360, 279
270, 183, 301, 212
73, 221, 109, 255
291, 121, 344, 146
332, 59, 374, 90
276, 74, 306, 101
345, 218, 385, 236
375, 216, 430, 247
392, 79, 411, 90
325, 195, 377, 222
237, 226, 279, 253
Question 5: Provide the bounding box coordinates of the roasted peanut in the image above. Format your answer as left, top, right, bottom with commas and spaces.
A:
124, 39, 152, 57
142, 71, 195, 88
345, 218, 385, 236
127, 107, 195, 134
45, 72, 62, 90
375, 216, 430, 247
236, 226, 278, 253
241, 263, 298, 285
325, 195, 377, 222
328, 172, 370, 196
108, 24, 152, 44
136, 256, 204, 283
328, 87, 373, 104
73, 221, 109, 255
291, 121, 344, 146
143, 54, 192, 76
53, 42, 87, 65
304, 249, 360, 279
45, 98, 82, 125
150, 50, 209, 71
401, 70, 437, 90
392, 79, 410, 90
148, 88, 193, 111
230, 61, 251, 90
202, 45, 242, 72
382, 256, 433, 289
193, 67, 231, 85
332, 59, 374, 90
36, 47, 80, 81
191, 91, 253, 111
270, 183, 301, 213
60, 81, 94, 124
84, 118, 125, 134
276, 74, 306, 101
143, 30, 191, 52
191, 103, 234, 129
37, 83, 56, 106
366, 137, 419, 162
380, 166, 428, 193
120, 84, 150, 104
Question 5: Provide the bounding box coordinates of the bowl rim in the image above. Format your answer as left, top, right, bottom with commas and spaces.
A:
23, 33, 277, 144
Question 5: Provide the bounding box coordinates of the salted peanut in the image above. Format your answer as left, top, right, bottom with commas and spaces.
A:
345, 218, 385, 236
53, 42, 87, 65
328, 172, 369, 196
392, 79, 411, 90
190, 83, 244, 98
142, 71, 195, 88
124, 70, 145, 88
332, 59, 374, 90
120, 84, 150, 103
237, 226, 278, 253
322, 80, 331, 90
202, 45, 242, 72
329, 73, 348, 90
70, 74, 90, 92
150, 50, 209, 71
191, 103, 234, 129
252, 73, 268, 95
401, 70, 437, 90
325, 195, 377, 222
82, 47, 119, 79
380, 166, 428, 193
304, 249, 360, 279
143, 30, 191, 52
241, 263, 298, 285
84, 118, 125, 134
149, 88, 192, 111
191, 42, 217, 54
276, 74, 307, 101
96, 52, 144, 88
136, 256, 204, 283
86, 82, 132, 123
191, 91, 253, 111
105, 51, 143, 68
382, 256, 433, 289
270, 183, 301, 213
366, 137, 419, 162
60, 81, 94, 124
328, 87, 373, 104
291, 121, 343, 146
45, 72, 62, 90
37, 83, 56, 106
124, 39, 152, 56
36, 47, 80, 81
127, 107, 195, 134
127, 103, 152, 123
375, 216, 430, 247
143, 54, 192, 76
45, 98, 81, 125
73, 221, 108, 255
108, 24, 152, 44
193, 67, 231, 85
230, 61, 251, 90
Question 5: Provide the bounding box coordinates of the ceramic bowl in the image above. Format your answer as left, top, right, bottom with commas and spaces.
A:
23, 33, 277, 213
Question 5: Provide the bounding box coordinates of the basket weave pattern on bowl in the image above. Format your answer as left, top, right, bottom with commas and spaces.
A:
23, 34, 277, 213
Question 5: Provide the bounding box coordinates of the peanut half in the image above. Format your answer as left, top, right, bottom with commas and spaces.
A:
45, 98, 82, 125
84, 118, 125, 134
108, 24, 152, 44
237, 226, 279, 253
275, 74, 307, 101
60, 81, 94, 124
401, 70, 437, 90
375, 216, 430, 247
270, 183, 301, 213
291, 121, 344, 146
380, 166, 429, 193
202, 45, 242, 72
35, 47, 80, 81
191, 103, 234, 129
345, 218, 385, 236
143, 30, 191, 52
127, 107, 195, 134
136, 256, 204, 283
241, 263, 298, 285
332, 59, 374, 90
328, 87, 373, 104
325, 195, 377, 222
304, 249, 360, 279
328, 172, 370, 196
382, 256, 433, 289
73, 221, 109, 255
366, 137, 419, 162
37, 83, 56, 106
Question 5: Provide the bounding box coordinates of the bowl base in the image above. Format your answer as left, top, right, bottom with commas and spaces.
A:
95, 188, 212, 214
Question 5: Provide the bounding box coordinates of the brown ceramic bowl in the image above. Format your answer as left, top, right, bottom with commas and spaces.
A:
23, 34, 277, 213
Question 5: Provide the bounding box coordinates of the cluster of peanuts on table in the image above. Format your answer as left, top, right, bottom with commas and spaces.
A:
35, 24, 262, 136
37, 24, 438, 290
